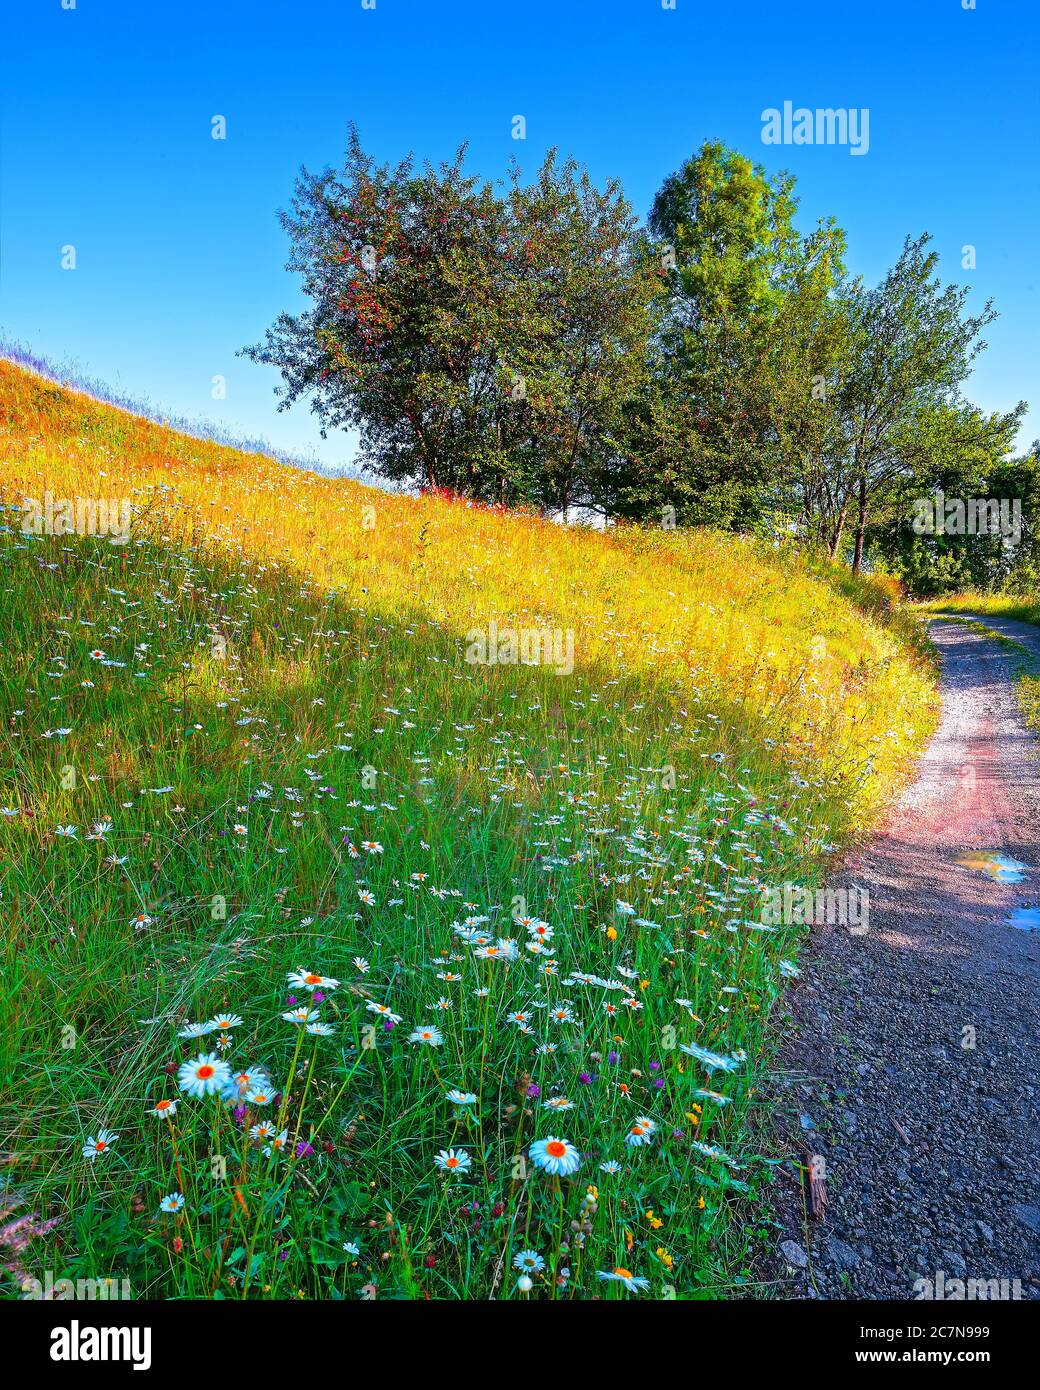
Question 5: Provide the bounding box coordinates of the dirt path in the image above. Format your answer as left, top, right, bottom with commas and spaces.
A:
771, 615, 1040, 1299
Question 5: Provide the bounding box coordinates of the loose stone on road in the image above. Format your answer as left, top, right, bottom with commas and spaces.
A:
772, 615, 1040, 1299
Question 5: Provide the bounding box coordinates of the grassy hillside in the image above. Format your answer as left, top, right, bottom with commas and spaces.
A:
0, 358, 936, 1299
920, 592, 1040, 626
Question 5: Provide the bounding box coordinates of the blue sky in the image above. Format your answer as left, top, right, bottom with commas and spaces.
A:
2, 0, 1037, 471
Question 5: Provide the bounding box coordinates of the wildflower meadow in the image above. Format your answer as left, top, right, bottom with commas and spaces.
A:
4, 0, 1035, 1343
0, 360, 937, 1300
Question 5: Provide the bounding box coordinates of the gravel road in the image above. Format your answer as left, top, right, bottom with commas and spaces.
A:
770, 615, 1040, 1300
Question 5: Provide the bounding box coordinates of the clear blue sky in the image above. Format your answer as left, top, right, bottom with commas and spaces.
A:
2, 0, 1037, 471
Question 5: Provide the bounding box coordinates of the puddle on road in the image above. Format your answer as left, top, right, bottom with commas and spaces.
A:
954, 851, 1029, 884
1008, 907, 1040, 933
954, 852, 1040, 927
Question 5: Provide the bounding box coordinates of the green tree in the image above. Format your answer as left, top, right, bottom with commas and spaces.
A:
636, 141, 846, 530
502, 154, 662, 516
830, 235, 1024, 573
869, 432, 1037, 595
245, 128, 659, 510
244, 128, 511, 494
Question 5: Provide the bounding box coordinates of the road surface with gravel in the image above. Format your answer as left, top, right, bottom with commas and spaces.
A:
770, 614, 1040, 1300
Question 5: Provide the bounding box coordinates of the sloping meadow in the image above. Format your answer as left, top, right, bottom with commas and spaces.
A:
0, 360, 936, 1298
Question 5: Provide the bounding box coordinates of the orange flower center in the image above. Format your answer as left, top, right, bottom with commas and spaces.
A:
305, 974, 321, 984
198, 1065, 214, 1080
546, 1141, 566, 1158
614, 1266, 632, 1279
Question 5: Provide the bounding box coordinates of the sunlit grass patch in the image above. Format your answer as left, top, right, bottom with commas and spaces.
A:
918, 592, 1040, 627
0, 358, 937, 1299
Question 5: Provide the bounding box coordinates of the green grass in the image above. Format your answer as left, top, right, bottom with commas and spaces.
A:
0, 361, 939, 1300
920, 593, 1040, 626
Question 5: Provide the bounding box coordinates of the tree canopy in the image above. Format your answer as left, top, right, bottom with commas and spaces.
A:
245, 126, 660, 513
247, 129, 1030, 593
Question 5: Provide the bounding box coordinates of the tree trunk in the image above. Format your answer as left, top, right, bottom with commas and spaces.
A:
829, 507, 847, 559
852, 476, 868, 575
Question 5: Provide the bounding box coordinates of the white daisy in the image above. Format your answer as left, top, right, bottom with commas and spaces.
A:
434, 1148, 472, 1174
177, 1052, 232, 1098
624, 1116, 657, 1148
529, 1136, 581, 1176
286, 968, 340, 993
597, 1267, 649, 1293
82, 1129, 118, 1161
282, 1007, 320, 1025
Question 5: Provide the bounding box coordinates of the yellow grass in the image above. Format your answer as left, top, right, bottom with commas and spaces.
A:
0, 358, 935, 834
